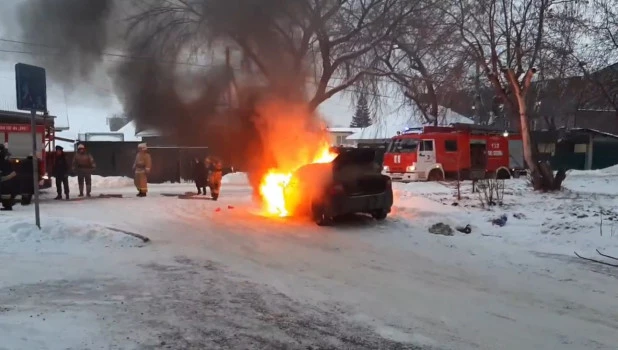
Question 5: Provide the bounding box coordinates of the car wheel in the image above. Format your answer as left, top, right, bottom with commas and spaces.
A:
312, 203, 332, 226
372, 209, 388, 221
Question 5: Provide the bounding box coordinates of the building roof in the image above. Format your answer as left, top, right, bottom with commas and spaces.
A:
327, 127, 362, 133
566, 127, 618, 140
0, 109, 67, 130
135, 128, 160, 137
78, 132, 125, 142
116, 120, 143, 141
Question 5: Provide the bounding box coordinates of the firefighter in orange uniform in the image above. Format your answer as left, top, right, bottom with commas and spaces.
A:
207, 156, 223, 200
133, 143, 152, 197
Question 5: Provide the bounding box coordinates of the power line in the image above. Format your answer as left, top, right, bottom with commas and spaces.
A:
0, 38, 215, 68
0, 37, 401, 99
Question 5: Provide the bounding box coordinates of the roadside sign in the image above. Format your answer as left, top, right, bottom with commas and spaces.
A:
14, 63, 45, 229
15, 63, 47, 112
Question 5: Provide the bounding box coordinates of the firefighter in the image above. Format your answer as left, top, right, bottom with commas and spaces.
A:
72, 144, 96, 197
0, 144, 17, 211
207, 156, 223, 200
53, 145, 70, 200
133, 143, 152, 197
192, 157, 207, 195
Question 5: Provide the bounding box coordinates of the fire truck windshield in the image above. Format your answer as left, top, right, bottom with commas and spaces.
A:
387, 138, 418, 153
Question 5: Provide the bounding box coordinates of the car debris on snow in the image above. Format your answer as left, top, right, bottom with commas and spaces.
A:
456, 224, 472, 234
428, 223, 454, 236
491, 214, 508, 227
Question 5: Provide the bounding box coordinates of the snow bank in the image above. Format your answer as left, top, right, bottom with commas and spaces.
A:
68, 175, 134, 189
567, 164, 618, 177
563, 164, 618, 195
394, 179, 618, 255
222, 172, 249, 185
0, 216, 145, 249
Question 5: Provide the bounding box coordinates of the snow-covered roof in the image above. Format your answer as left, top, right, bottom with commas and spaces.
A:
51, 141, 74, 152
327, 127, 362, 133
135, 128, 160, 137
82, 134, 124, 142
117, 121, 143, 142
347, 108, 473, 141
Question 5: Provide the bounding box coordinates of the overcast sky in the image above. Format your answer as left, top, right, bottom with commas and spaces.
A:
0, 0, 415, 139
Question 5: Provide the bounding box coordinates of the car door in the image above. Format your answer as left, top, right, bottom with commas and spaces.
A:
417, 139, 436, 174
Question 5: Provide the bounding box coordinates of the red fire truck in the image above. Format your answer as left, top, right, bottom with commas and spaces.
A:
382, 123, 526, 182
1, 110, 58, 189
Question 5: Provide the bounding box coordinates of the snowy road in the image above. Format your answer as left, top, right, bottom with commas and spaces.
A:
1, 175, 617, 349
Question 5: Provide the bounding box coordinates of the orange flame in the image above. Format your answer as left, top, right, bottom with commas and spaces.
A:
259, 141, 337, 217
250, 99, 338, 217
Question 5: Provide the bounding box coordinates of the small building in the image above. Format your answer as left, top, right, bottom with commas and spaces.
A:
327, 127, 361, 146
535, 128, 618, 170
72, 140, 141, 178
118, 122, 211, 183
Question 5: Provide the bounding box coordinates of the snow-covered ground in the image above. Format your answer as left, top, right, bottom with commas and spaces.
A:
1, 171, 617, 349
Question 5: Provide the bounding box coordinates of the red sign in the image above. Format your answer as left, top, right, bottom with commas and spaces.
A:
0, 124, 44, 133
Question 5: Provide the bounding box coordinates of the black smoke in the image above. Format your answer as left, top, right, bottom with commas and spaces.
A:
16, 0, 114, 85
13, 0, 319, 184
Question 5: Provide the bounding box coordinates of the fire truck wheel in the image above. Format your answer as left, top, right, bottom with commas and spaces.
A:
496, 169, 511, 179
427, 169, 444, 181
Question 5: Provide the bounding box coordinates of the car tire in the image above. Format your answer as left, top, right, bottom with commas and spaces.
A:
312, 203, 332, 226
372, 209, 388, 221
427, 169, 444, 181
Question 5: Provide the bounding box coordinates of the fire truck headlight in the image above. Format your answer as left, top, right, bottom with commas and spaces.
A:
383, 165, 390, 173
406, 163, 416, 172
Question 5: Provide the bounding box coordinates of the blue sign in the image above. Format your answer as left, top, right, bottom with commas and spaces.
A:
15, 63, 47, 112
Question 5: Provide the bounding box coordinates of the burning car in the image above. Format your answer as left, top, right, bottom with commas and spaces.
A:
282, 148, 393, 225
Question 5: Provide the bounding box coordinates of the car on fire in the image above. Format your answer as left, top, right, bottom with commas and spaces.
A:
283, 148, 393, 226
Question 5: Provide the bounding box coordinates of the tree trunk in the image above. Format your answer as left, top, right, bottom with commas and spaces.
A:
513, 86, 543, 189
515, 90, 563, 191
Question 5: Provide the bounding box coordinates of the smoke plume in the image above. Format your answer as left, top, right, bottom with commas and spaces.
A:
13, 0, 327, 190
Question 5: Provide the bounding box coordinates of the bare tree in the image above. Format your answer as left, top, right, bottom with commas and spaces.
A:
444, 0, 579, 190
572, 0, 618, 117
125, 0, 420, 111
377, 5, 470, 126
529, 1, 588, 129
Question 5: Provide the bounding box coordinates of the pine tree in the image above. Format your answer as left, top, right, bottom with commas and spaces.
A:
350, 94, 372, 128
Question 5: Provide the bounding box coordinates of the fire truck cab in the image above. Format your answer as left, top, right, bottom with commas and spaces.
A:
382, 123, 525, 182
1, 110, 60, 190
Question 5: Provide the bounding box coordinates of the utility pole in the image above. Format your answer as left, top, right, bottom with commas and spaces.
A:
30, 109, 41, 228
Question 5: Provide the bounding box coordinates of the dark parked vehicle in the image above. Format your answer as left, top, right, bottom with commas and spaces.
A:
284, 148, 393, 225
